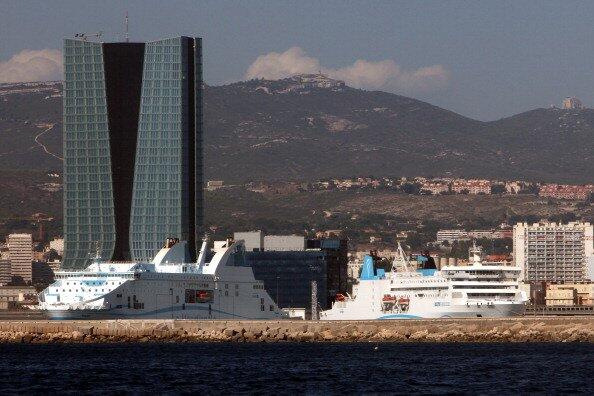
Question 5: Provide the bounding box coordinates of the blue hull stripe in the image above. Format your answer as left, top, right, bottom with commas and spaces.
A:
47, 304, 278, 320
378, 314, 422, 319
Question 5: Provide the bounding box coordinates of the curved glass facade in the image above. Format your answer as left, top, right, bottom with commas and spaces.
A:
62, 39, 115, 268
62, 37, 203, 269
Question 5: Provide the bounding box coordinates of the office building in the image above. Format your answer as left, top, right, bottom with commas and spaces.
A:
264, 235, 306, 251
237, 232, 348, 311
234, 231, 264, 252
306, 238, 348, 298
246, 250, 329, 311
62, 36, 203, 268
513, 222, 594, 282
7, 234, 33, 284
0, 259, 11, 285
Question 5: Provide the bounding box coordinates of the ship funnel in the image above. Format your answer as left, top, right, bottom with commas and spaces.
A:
360, 255, 375, 280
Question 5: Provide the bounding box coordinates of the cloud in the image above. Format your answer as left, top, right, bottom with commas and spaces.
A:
245, 47, 449, 94
0, 49, 63, 83
245, 47, 321, 80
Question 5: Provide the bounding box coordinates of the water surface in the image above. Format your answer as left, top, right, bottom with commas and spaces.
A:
0, 343, 592, 394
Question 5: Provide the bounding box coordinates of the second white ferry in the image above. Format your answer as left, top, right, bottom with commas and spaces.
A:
37, 237, 287, 320
320, 244, 527, 320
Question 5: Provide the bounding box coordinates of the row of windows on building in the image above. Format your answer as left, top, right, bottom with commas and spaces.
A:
65, 86, 105, 97
64, 62, 104, 73
140, 91, 182, 100
139, 104, 183, 113
64, 113, 108, 122
64, 45, 102, 56
141, 71, 185, 80
64, 79, 105, 89
64, 231, 113, 241
143, 61, 181, 71
65, 106, 107, 116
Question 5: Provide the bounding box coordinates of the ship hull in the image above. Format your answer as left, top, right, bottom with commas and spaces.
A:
42, 303, 285, 320
321, 301, 526, 320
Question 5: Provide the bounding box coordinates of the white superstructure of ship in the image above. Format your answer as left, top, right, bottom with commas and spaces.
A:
37, 237, 287, 320
320, 243, 527, 320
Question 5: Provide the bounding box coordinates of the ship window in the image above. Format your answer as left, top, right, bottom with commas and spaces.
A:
261, 305, 265, 311
225, 291, 228, 297
225, 284, 228, 289
270, 305, 274, 311
176, 295, 179, 304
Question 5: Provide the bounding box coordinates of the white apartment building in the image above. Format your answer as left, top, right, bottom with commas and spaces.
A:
49, 238, 64, 256
436, 229, 469, 244
513, 222, 594, 283
7, 234, 33, 283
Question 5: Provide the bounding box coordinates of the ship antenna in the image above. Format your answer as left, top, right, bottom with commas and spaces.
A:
124, 11, 129, 42
393, 242, 411, 273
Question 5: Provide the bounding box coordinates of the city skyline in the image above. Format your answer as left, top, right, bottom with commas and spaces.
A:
4, 1, 594, 120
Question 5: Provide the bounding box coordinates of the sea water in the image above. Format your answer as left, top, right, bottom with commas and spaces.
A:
0, 342, 592, 394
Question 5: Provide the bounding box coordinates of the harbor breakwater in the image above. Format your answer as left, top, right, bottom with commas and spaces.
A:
0, 317, 592, 343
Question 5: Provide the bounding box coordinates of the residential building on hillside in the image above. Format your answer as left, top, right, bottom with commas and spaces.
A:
437, 229, 469, 244
468, 230, 495, 239
505, 181, 522, 194
513, 222, 594, 283
451, 179, 492, 194
206, 180, 224, 191
296, 74, 345, 89
539, 184, 594, 200
562, 96, 584, 110
7, 234, 32, 284
420, 181, 449, 195
62, 36, 203, 268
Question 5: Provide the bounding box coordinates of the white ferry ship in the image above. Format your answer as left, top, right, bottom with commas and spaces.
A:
37, 238, 287, 320
320, 244, 527, 320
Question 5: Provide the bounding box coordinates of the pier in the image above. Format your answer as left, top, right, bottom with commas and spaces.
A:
0, 317, 592, 343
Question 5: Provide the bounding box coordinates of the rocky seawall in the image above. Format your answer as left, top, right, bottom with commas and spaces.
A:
0, 317, 592, 343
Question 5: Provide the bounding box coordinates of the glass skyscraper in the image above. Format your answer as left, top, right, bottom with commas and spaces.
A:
62, 37, 203, 269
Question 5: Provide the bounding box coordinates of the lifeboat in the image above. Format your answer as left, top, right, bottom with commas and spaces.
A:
398, 297, 410, 305
335, 293, 346, 302
382, 294, 396, 302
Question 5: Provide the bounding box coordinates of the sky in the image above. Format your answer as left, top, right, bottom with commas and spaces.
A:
2, 0, 594, 121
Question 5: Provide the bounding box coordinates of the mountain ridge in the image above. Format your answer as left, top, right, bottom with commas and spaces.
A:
0, 78, 592, 184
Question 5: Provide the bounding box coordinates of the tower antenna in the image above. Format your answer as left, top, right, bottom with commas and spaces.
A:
125, 11, 129, 42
